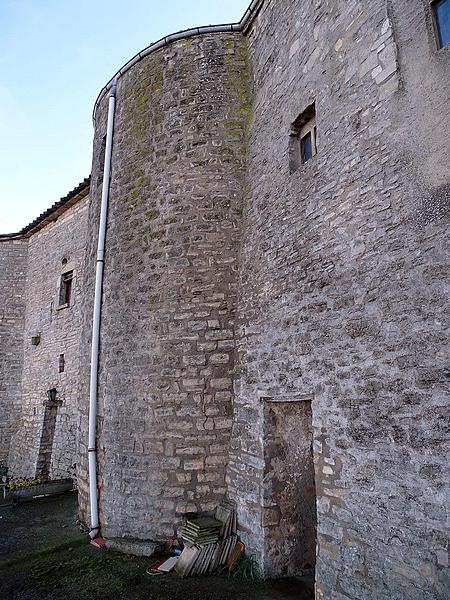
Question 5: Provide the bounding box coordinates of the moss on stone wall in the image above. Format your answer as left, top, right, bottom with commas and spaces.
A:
124, 54, 165, 145
224, 37, 253, 152
84, 32, 249, 545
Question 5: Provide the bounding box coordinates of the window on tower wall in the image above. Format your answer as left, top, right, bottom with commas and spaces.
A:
432, 0, 450, 48
58, 271, 73, 307
300, 119, 317, 164
289, 103, 317, 173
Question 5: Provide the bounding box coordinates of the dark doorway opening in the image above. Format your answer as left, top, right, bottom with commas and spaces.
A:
262, 398, 317, 578
35, 400, 59, 481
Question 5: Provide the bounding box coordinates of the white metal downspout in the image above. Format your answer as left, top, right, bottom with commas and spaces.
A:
88, 80, 117, 539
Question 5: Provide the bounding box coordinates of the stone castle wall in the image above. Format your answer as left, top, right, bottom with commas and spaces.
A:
0, 239, 27, 467
2, 1, 449, 598
8, 197, 89, 480
229, 0, 450, 598
77, 33, 250, 540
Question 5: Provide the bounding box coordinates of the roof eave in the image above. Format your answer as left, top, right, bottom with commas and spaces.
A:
0, 176, 91, 241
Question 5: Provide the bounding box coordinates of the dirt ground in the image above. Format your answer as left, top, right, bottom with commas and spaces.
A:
0, 493, 314, 600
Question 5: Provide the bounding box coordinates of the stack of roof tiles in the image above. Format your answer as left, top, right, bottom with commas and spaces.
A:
175, 499, 240, 577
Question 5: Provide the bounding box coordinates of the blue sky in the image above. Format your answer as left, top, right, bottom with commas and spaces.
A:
0, 0, 249, 233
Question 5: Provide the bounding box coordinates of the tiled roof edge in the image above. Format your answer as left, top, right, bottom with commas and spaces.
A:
0, 176, 91, 241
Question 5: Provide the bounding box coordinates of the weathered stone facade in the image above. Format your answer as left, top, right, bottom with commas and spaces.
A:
77, 32, 249, 540
2, 1, 449, 598
0, 239, 27, 466
229, 2, 449, 599
1, 187, 89, 482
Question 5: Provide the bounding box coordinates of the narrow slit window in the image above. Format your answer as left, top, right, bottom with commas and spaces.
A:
59, 271, 73, 307
59, 354, 65, 373
301, 131, 313, 163
300, 118, 317, 164
433, 0, 450, 48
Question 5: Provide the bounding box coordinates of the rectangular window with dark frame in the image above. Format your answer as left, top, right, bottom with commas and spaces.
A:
59, 271, 73, 306
289, 103, 317, 173
301, 131, 313, 163
59, 354, 65, 373
433, 0, 450, 48
300, 121, 317, 164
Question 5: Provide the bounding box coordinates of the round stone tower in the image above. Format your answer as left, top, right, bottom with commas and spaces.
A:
77, 31, 250, 546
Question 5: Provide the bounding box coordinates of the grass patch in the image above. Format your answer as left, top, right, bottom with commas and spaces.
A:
231, 554, 263, 581
0, 535, 86, 569
0, 536, 149, 600
0, 535, 313, 600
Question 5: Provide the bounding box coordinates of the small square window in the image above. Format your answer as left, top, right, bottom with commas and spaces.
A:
289, 103, 317, 173
432, 0, 450, 48
59, 271, 73, 307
